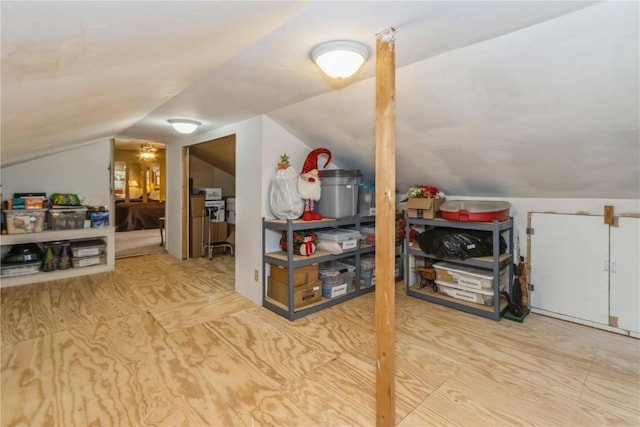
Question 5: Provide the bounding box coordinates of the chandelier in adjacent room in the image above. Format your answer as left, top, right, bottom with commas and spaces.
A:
139, 143, 156, 162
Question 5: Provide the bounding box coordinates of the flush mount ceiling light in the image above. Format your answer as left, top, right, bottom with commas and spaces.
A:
168, 119, 201, 134
310, 40, 369, 79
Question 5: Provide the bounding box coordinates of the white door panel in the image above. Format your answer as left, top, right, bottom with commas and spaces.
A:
530, 213, 609, 325
610, 217, 640, 334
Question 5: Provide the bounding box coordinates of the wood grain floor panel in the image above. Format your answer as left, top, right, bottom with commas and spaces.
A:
167, 323, 317, 427
398, 361, 580, 427
200, 308, 343, 385
568, 364, 640, 426
2, 314, 221, 426
2, 254, 639, 426
1, 272, 137, 346
278, 351, 378, 426
252, 303, 375, 356
149, 290, 256, 333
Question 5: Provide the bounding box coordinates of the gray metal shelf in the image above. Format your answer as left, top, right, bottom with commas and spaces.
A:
404, 215, 513, 321
262, 215, 373, 321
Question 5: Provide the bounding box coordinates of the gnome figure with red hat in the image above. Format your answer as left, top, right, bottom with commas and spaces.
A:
298, 148, 332, 221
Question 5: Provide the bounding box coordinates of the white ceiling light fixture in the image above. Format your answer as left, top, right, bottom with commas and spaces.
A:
168, 119, 201, 134
311, 40, 369, 79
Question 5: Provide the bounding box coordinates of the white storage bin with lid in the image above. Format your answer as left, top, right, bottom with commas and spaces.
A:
71, 254, 106, 268
433, 262, 508, 290
1, 261, 41, 277
69, 238, 106, 258
435, 280, 503, 306
316, 228, 361, 254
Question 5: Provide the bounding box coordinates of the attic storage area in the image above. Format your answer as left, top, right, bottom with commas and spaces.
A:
1, 1, 639, 426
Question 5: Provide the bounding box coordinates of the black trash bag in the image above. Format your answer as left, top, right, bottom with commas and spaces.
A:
416, 227, 507, 259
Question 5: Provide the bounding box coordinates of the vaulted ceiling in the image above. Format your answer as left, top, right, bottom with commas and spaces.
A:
2, 1, 638, 199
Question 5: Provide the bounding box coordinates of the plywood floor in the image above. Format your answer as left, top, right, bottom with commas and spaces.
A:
1, 254, 638, 426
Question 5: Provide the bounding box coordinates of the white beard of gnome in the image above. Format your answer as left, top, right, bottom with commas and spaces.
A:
298, 148, 332, 221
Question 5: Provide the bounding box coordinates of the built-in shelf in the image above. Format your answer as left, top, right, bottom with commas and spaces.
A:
1, 227, 115, 288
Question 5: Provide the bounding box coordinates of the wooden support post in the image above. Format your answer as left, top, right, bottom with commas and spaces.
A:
375, 27, 396, 427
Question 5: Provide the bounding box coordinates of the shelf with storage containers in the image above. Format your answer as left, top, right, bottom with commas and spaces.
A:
0, 227, 115, 288
404, 216, 513, 321
262, 215, 376, 321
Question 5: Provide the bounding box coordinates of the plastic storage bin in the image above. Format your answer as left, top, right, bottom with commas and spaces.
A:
433, 262, 508, 291
69, 239, 106, 258
1, 261, 41, 277
439, 200, 510, 222
343, 255, 376, 288
49, 208, 88, 230
3, 209, 47, 234
316, 228, 361, 254
318, 261, 355, 298
358, 184, 376, 216
359, 225, 376, 246
71, 255, 106, 268
435, 280, 501, 306
315, 170, 362, 219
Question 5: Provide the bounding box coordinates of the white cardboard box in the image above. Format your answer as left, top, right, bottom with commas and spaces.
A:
195, 187, 222, 200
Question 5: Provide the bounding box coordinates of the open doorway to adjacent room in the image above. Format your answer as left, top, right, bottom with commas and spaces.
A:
112, 139, 167, 258
184, 134, 236, 261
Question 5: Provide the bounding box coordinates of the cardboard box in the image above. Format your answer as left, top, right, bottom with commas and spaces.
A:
190, 194, 205, 217
269, 263, 319, 286
190, 218, 228, 258
407, 198, 445, 219
267, 277, 322, 309
194, 187, 222, 200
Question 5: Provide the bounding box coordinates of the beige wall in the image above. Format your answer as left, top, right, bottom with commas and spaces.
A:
114, 150, 166, 201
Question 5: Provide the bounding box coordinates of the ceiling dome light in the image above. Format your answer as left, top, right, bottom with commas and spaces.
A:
311, 40, 369, 79
168, 119, 201, 134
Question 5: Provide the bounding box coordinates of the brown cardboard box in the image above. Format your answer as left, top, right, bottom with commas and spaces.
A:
190, 194, 205, 217
269, 263, 319, 286
190, 218, 228, 258
267, 277, 322, 309
407, 198, 445, 219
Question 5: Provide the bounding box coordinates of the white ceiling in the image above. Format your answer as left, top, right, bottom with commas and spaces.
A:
2, 1, 638, 199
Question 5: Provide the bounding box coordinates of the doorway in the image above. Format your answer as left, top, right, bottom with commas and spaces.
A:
184, 134, 236, 260
112, 139, 167, 258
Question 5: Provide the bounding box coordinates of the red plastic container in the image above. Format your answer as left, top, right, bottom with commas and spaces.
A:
439, 200, 510, 222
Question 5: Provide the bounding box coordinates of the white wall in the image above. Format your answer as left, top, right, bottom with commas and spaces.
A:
447, 196, 640, 259
1, 140, 112, 207
165, 116, 265, 305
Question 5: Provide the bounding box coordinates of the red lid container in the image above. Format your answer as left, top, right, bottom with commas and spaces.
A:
439, 200, 510, 222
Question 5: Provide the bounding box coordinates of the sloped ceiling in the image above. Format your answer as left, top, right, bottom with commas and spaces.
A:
2, 1, 638, 199
189, 135, 236, 177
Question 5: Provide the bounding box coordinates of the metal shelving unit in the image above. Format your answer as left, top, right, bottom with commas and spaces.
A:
404, 216, 513, 321
262, 215, 376, 320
